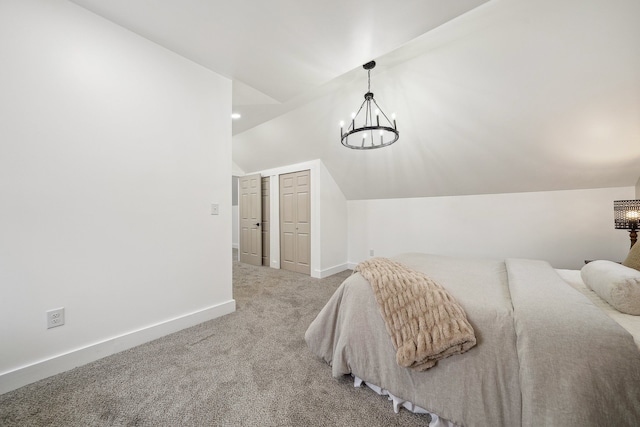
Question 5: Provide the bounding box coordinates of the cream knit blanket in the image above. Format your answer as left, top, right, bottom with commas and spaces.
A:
355, 257, 476, 371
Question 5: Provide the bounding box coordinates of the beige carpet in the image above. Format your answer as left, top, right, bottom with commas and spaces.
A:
0, 254, 430, 426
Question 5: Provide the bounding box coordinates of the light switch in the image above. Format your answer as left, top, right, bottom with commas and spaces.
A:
211, 204, 219, 215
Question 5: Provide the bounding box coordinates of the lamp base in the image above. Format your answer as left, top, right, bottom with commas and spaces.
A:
630, 229, 637, 249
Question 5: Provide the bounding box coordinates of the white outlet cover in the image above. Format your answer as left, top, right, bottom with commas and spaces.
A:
47, 308, 65, 329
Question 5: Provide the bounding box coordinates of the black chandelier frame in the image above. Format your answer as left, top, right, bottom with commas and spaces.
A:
340, 61, 399, 150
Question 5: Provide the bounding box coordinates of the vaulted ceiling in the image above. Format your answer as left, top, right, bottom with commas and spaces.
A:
70, 0, 640, 200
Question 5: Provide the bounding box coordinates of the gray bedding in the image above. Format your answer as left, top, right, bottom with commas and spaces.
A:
305, 253, 640, 427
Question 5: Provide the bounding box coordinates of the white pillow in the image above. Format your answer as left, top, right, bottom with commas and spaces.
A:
581, 260, 640, 315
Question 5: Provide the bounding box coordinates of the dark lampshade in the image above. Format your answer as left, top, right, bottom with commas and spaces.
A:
614, 200, 640, 230
614, 199, 640, 249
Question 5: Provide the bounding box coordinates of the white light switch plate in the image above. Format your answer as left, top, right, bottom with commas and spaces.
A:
211, 204, 219, 215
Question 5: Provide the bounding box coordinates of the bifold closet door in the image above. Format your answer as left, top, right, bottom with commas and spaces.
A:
279, 170, 310, 275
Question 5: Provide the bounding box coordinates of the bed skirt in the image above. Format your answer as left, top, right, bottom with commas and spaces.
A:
352, 375, 458, 427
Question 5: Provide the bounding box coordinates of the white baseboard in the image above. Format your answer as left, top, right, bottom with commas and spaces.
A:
0, 300, 236, 395
347, 262, 358, 270
317, 263, 350, 278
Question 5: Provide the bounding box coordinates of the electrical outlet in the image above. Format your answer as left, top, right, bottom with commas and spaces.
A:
47, 308, 65, 329
369, 249, 375, 256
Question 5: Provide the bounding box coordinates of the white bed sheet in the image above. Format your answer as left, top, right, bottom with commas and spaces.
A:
555, 268, 640, 350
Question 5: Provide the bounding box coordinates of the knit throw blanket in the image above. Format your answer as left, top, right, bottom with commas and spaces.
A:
355, 258, 476, 371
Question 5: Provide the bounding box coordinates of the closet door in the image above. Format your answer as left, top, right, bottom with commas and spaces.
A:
280, 170, 310, 275
261, 177, 270, 266
239, 174, 262, 266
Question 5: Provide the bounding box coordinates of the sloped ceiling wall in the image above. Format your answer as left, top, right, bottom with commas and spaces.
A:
233, 0, 640, 200
70, 0, 490, 135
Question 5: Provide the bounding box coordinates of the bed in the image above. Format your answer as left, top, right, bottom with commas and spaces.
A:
305, 253, 640, 427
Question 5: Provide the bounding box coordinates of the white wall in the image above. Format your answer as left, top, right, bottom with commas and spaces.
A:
348, 187, 635, 270
0, 0, 233, 393
319, 163, 348, 276
636, 177, 640, 198
232, 206, 240, 250
232, 176, 239, 250
248, 160, 348, 278
232, 161, 245, 176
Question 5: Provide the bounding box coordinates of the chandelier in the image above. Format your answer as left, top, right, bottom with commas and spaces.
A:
340, 61, 399, 150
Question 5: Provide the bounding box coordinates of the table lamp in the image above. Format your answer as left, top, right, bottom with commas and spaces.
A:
614, 199, 640, 249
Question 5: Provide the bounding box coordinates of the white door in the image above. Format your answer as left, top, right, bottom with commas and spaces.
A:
239, 174, 262, 266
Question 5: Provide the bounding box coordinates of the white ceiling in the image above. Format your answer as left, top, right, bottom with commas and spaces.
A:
69, 0, 488, 134
70, 0, 640, 200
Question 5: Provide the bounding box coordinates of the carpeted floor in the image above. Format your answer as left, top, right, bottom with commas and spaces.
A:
0, 253, 430, 426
